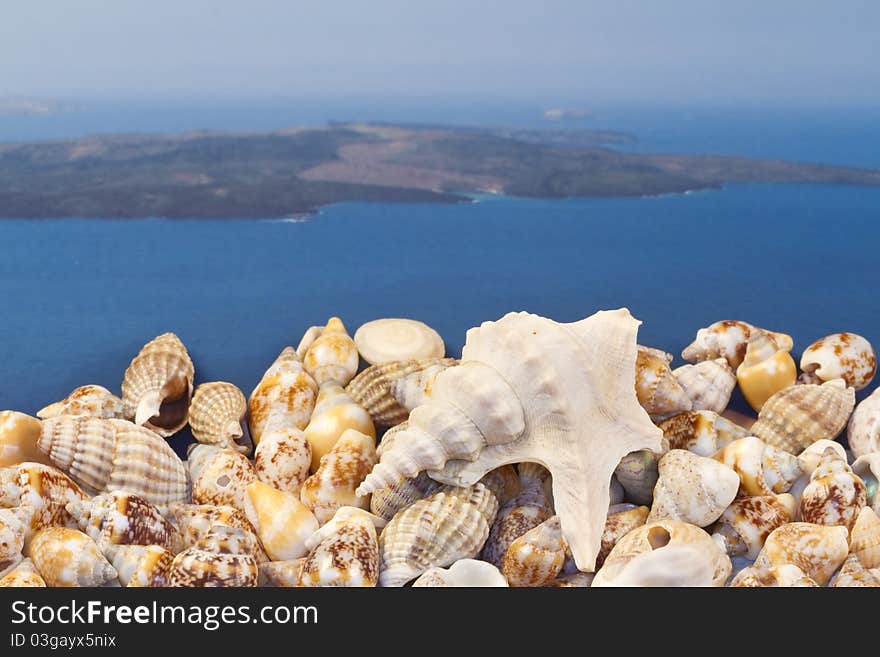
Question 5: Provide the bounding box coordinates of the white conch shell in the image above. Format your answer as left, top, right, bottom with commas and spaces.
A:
848, 387, 880, 459
800, 332, 876, 391
672, 359, 736, 414
713, 436, 802, 496
37, 385, 124, 420
648, 449, 739, 527
358, 309, 664, 571
411, 558, 508, 587
354, 318, 445, 365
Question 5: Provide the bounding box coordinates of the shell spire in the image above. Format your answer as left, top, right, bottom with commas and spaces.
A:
358, 309, 664, 571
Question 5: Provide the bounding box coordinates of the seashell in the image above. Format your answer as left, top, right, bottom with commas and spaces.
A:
850, 506, 880, 568
259, 559, 304, 587
479, 465, 522, 507
598, 504, 649, 568
729, 563, 819, 587
303, 384, 375, 472
799, 448, 866, 531
37, 385, 124, 420
481, 464, 553, 567
30, 527, 117, 587
711, 494, 796, 559
168, 547, 258, 587
103, 544, 173, 587
358, 309, 665, 571
346, 358, 457, 428
247, 481, 318, 561
609, 476, 624, 505
0, 558, 46, 587
191, 447, 257, 523
295, 325, 324, 360
300, 429, 377, 523
614, 449, 664, 505
848, 387, 880, 459
673, 359, 736, 414
302, 317, 360, 387
300, 507, 383, 587
248, 346, 318, 446
635, 347, 693, 419
735, 330, 798, 412
38, 416, 188, 510
378, 483, 498, 586
797, 439, 847, 475
659, 410, 749, 457
0, 507, 26, 562
193, 523, 262, 557
370, 471, 440, 521
253, 428, 311, 494
545, 572, 595, 587
411, 559, 508, 587
800, 332, 876, 391
0, 411, 53, 467
852, 454, 880, 514
0, 462, 88, 542
751, 379, 855, 454
753, 522, 849, 585
831, 553, 880, 587
639, 345, 673, 364
648, 449, 739, 527
188, 382, 251, 454
681, 320, 792, 370
354, 318, 445, 366
592, 519, 731, 587
170, 504, 266, 560
712, 436, 802, 496
66, 492, 182, 553
501, 515, 565, 587
121, 333, 194, 437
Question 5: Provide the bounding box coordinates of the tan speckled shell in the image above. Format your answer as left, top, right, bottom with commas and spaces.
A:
189, 382, 250, 454
248, 347, 318, 446
259, 559, 304, 587
378, 483, 498, 586
659, 410, 749, 457
170, 503, 266, 560
681, 321, 792, 370
0, 462, 88, 541
635, 348, 692, 419
346, 358, 457, 427
66, 492, 182, 553
370, 471, 441, 521
753, 522, 849, 585
648, 449, 739, 527
302, 317, 360, 387
247, 481, 318, 561
121, 333, 194, 437
712, 436, 802, 496
0, 558, 46, 587
831, 553, 880, 587
673, 359, 736, 414
479, 465, 522, 507
501, 515, 565, 587
848, 387, 880, 459
730, 563, 819, 587
711, 494, 796, 559
0, 507, 25, 562
38, 416, 188, 510
598, 504, 649, 568
0, 411, 54, 468
800, 332, 877, 391
103, 544, 173, 587
751, 380, 856, 454
30, 527, 117, 587
168, 547, 258, 587
799, 448, 866, 531
191, 448, 257, 523
300, 507, 381, 587
37, 385, 124, 420
300, 428, 378, 524
850, 507, 880, 569
254, 428, 311, 494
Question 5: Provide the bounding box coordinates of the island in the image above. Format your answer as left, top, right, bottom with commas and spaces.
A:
1, 122, 879, 219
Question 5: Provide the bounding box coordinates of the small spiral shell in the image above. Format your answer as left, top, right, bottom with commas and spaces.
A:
188, 382, 250, 454
37, 385, 124, 420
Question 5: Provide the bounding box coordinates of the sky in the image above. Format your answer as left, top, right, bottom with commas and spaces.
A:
1, 0, 878, 104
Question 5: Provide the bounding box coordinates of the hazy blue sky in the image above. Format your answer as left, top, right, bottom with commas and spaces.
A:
2, 0, 878, 103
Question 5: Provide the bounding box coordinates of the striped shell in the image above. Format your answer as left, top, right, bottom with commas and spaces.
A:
0, 558, 46, 587
191, 447, 257, 523
301, 317, 360, 386
303, 384, 375, 472
378, 483, 499, 586
0, 462, 88, 541
730, 563, 819, 587
648, 449, 739, 527
353, 318, 445, 366
37, 385, 124, 420
673, 359, 736, 414
712, 436, 802, 496
66, 491, 182, 552
253, 428, 311, 494
800, 332, 877, 391
0, 411, 53, 467
300, 507, 382, 587
681, 321, 793, 370
635, 347, 692, 419
246, 481, 318, 561
248, 347, 318, 445
370, 470, 440, 521
30, 527, 117, 587
188, 382, 250, 454
711, 494, 796, 559
751, 380, 855, 454
848, 387, 880, 459
38, 416, 188, 510
598, 504, 650, 568
411, 559, 508, 587
799, 448, 866, 531
121, 333, 194, 437
754, 522, 849, 585
103, 543, 173, 587
501, 515, 565, 587
659, 410, 749, 457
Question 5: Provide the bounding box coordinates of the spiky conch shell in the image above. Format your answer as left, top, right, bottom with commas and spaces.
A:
37, 385, 124, 420
301, 317, 360, 387
38, 416, 188, 512
300, 428, 377, 524
681, 320, 793, 370
248, 347, 318, 446
299, 507, 385, 587
378, 483, 498, 587
346, 358, 457, 428
753, 522, 849, 585
711, 494, 796, 559
591, 519, 731, 587
848, 387, 880, 459
246, 481, 318, 561
188, 382, 251, 454
121, 333, 194, 437
659, 410, 749, 457
735, 330, 798, 412
800, 332, 877, 391
729, 563, 819, 587
712, 436, 802, 496
29, 527, 117, 587
0, 412, 53, 468
672, 359, 736, 415
170, 503, 268, 561
648, 449, 739, 527
597, 504, 649, 568
634, 347, 693, 419
253, 427, 311, 495
0, 462, 88, 542
353, 318, 446, 366
799, 448, 866, 531
103, 544, 174, 587
358, 310, 664, 571
259, 559, 304, 587
751, 379, 856, 454
501, 515, 565, 587
303, 384, 375, 473
411, 559, 508, 587
66, 492, 183, 553
0, 558, 46, 587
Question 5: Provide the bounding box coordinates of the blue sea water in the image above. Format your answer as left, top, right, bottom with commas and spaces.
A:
1, 101, 878, 440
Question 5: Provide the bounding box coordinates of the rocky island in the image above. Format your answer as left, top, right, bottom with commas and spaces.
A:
1, 122, 879, 219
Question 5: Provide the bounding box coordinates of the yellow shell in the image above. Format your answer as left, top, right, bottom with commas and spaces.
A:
751, 379, 856, 454
191, 447, 257, 523
353, 318, 445, 366
121, 333, 194, 437
0, 558, 46, 587
103, 544, 174, 587
682, 320, 793, 370
730, 563, 819, 587
300, 428, 378, 524
799, 448, 866, 531
598, 504, 649, 568
711, 494, 796, 559
501, 515, 565, 587
37, 385, 124, 420
635, 348, 692, 419
30, 527, 117, 587
713, 436, 802, 496
301, 317, 360, 387
39, 416, 188, 510
168, 546, 258, 587
754, 521, 849, 585
188, 382, 250, 454
648, 449, 739, 527
247, 481, 318, 561
248, 347, 318, 446
0, 462, 88, 542
300, 507, 383, 587
673, 359, 736, 414
253, 428, 311, 495
259, 559, 304, 587
659, 410, 749, 457
800, 332, 877, 391
170, 503, 266, 560
0, 411, 53, 467
303, 384, 375, 472
735, 330, 798, 412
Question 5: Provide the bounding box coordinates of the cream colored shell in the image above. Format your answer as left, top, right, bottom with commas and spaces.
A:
253, 428, 311, 494
103, 543, 173, 587
712, 436, 802, 496
681, 320, 792, 370
0, 462, 89, 542
248, 346, 318, 446
848, 387, 880, 459
711, 494, 796, 559
659, 410, 749, 457
303, 384, 375, 472
299, 507, 382, 587
37, 385, 124, 420
673, 359, 736, 414
246, 481, 318, 561
190, 447, 257, 524
301, 317, 360, 386
800, 332, 876, 390
30, 527, 117, 587
635, 347, 692, 419
411, 558, 508, 587
753, 522, 849, 585
648, 449, 739, 527
354, 318, 445, 365
501, 515, 565, 587
188, 382, 250, 454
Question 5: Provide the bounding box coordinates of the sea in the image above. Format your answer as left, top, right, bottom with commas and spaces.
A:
1, 98, 878, 448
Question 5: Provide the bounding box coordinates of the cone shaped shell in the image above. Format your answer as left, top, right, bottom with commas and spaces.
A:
0, 558, 46, 587
848, 387, 880, 459
248, 347, 318, 445
354, 318, 445, 366
800, 332, 876, 391
66, 492, 182, 552
300, 507, 380, 587
0, 412, 53, 467
37, 385, 124, 420
189, 382, 250, 454
754, 522, 849, 585
304, 384, 375, 472
168, 548, 258, 587
247, 481, 318, 561
254, 428, 311, 495
713, 436, 802, 496
30, 527, 117, 587
302, 317, 360, 386
103, 544, 173, 587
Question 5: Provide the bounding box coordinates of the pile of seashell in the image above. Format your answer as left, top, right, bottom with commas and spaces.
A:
1, 311, 878, 587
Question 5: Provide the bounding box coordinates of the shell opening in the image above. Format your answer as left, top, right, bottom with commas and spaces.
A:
647, 526, 671, 550
149, 391, 191, 431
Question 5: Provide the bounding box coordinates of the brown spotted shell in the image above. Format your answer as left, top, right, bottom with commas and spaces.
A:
800, 332, 877, 391
659, 410, 749, 457
711, 494, 796, 559
170, 503, 267, 561
753, 522, 849, 585
30, 527, 118, 587
681, 321, 793, 370
259, 559, 304, 587
730, 563, 819, 587
37, 385, 124, 420
103, 543, 174, 587
299, 507, 382, 587
501, 515, 565, 587
598, 504, 649, 568
254, 428, 311, 495
0, 462, 88, 542
0, 558, 46, 587
799, 448, 866, 532
188, 382, 251, 454
168, 547, 258, 587
190, 447, 257, 523
672, 359, 736, 414
248, 347, 318, 445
